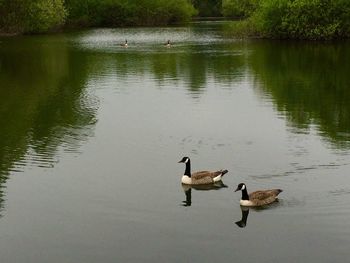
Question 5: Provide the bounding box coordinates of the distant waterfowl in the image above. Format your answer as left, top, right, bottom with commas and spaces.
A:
235, 183, 282, 207
165, 40, 171, 47
178, 156, 228, 185
120, 39, 128, 47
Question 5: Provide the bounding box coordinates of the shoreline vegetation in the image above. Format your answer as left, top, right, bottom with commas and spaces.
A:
0, 0, 350, 40
223, 0, 350, 40
0, 0, 197, 35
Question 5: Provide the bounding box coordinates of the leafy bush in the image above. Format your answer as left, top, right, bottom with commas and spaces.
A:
25, 0, 67, 33
65, 0, 196, 27
0, 0, 66, 34
1, 0, 196, 33
224, 18, 259, 38
253, 0, 289, 38
192, 0, 221, 17
222, 0, 260, 18
229, 0, 350, 39
257, 0, 350, 39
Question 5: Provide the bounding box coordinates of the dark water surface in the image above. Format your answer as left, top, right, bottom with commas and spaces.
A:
0, 22, 350, 262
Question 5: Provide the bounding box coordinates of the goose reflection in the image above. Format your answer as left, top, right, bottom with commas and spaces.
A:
181, 181, 228, 207
235, 206, 250, 228
235, 201, 282, 228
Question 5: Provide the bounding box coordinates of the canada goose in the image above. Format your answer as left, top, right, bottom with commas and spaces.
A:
178, 156, 228, 185
165, 40, 171, 47
120, 39, 128, 47
235, 183, 282, 207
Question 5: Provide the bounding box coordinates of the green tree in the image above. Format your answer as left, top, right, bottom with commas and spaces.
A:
65, 0, 196, 27
25, 0, 67, 33
222, 0, 260, 18
227, 0, 350, 39
0, 0, 66, 34
191, 0, 222, 17
1, 0, 196, 33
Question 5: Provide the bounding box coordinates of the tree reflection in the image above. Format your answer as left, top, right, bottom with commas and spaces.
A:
0, 36, 98, 207
82, 37, 350, 149
104, 38, 350, 149
249, 41, 350, 149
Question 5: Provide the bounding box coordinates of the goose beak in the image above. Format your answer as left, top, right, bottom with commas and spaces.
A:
178, 160, 183, 163
234, 186, 240, 192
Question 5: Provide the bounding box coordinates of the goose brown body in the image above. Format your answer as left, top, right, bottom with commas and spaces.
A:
235, 183, 282, 207
188, 170, 228, 185
247, 189, 282, 206
178, 157, 228, 185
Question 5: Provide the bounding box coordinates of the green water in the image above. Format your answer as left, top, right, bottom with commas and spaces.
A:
0, 22, 349, 262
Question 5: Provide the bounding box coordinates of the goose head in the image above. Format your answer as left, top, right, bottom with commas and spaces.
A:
235, 183, 246, 192
178, 156, 190, 164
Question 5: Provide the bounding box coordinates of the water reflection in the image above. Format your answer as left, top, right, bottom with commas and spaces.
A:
235, 202, 282, 228
249, 41, 350, 149
0, 37, 98, 176
235, 206, 250, 228
0, 30, 348, 176
78, 27, 350, 149
181, 182, 227, 207
77, 25, 248, 97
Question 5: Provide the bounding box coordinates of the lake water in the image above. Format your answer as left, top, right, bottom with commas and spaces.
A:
0, 22, 350, 262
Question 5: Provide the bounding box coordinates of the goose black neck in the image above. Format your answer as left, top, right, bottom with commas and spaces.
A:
241, 188, 249, 200
184, 160, 191, 177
